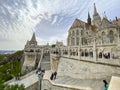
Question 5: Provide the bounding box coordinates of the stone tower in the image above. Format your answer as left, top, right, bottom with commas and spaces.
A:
92, 3, 101, 27
29, 32, 37, 46
22, 33, 39, 74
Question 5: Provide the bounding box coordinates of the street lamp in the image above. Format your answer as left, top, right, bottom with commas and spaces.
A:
36, 68, 45, 90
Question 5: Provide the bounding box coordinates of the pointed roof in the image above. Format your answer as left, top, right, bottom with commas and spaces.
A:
101, 17, 113, 28
87, 12, 91, 25
70, 18, 85, 29
88, 12, 91, 19
103, 11, 108, 19
30, 32, 36, 42
93, 3, 98, 16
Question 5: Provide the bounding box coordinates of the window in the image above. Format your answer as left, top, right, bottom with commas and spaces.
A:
81, 30, 83, 35
72, 31, 75, 36
72, 38, 75, 45
102, 32, 106, 44
109, 30, 114, 43
76, 37, 79, 45
76, 30, 79, 35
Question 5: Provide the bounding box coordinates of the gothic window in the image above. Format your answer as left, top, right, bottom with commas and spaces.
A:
69, 32, 71, 36
72, 31, 75, 36
76, 37, 79, 45
84, 38, 87, 45
72, 38, 75, 45
102, 32, 106, 44
109, 30, 114, 43
81, 30, 83, 35
76, 30, 79, 36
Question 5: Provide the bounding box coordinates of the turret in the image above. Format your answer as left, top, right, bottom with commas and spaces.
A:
92, 3, 101, 27
87, 12, 91, 25
29, 32, 37, 46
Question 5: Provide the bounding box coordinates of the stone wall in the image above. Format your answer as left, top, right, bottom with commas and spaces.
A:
57, 57, 120, 79
26, 82, 38, 90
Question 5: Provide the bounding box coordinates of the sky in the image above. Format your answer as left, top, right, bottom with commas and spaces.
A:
0, 0, 120, 50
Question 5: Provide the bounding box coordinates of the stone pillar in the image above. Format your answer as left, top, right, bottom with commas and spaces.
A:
78, 46, 81, 60
93, 37, 97, 61
79, 37, 82, 60
75, 37, 76, 46
68, 46, 70, 57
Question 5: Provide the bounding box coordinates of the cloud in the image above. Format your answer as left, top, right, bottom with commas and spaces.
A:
0, 0, 120, 50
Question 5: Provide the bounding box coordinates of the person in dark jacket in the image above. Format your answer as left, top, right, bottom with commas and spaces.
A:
53, 71, 57, 80
50, 73, 54, 80
103, 80, 109, 90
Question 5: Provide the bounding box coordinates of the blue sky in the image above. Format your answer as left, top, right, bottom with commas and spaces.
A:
0, 0, 120, 50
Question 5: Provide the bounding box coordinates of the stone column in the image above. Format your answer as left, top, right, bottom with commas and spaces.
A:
93, 37, 97, 61
68, 46, 70, 57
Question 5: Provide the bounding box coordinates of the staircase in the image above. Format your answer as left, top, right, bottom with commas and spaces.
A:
41, 54, 51, 70
53, 76, 108, 90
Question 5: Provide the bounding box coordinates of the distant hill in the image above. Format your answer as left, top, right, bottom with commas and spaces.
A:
0, 50, 16, 54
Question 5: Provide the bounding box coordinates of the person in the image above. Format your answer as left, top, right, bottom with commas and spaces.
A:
53, 71, 57, 80
50, 73, 54, 80
103, 80, 109, 90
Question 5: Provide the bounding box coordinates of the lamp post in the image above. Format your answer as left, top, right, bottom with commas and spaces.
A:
36, 68, 45, 90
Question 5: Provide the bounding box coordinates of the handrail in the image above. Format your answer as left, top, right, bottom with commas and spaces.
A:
43, 79, 92, 90
37, 49, 43, 68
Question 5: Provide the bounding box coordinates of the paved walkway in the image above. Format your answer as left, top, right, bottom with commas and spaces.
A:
9, 72, 38, 88
53, 76, 109, 90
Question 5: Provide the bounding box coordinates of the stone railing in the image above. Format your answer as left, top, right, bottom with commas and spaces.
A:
42, 79, 92, 90
5, 70, 36, 85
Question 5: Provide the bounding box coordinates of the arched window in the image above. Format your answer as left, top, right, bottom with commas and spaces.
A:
72, 38, 75, 45
81, 30, 83, 35
76, 37, 79, 45
76, 30, 79, 36
72, 31, 75, 36
109, 30, 114, 43
102, 32, 106, 44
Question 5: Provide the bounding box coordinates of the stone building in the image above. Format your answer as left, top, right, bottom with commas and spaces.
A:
67, 3, 120, 61
21, 3, 120, 90
22, 33, 50, 74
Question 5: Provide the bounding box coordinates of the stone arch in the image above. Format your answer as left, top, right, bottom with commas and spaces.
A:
81, 49, 84, 56
98, 49, 103, 58
85, 49, 88, 57
89, 49, 93, 57
103, 48, 111, 59
111, 48, 117, 59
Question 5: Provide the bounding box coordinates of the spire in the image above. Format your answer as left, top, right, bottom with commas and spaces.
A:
87, 12, 91, 25
30, 32, 36, 42
94, 3, 98, 15
103, 11, 107, 19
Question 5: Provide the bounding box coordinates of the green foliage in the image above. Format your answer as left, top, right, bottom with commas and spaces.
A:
0, 50, 23, 82
52, 44, 56, 48
0, 54, 4, 61
5, 84, 25, 90
0, 79, 25, 90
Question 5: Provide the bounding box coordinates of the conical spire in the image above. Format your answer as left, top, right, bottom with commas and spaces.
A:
30, 32, 36, 42
103, 11, 107, 19
87, 12, 91, 25
94, 3, 98, 15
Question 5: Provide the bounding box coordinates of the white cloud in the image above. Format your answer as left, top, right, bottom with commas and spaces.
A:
0, 0, 120, 50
